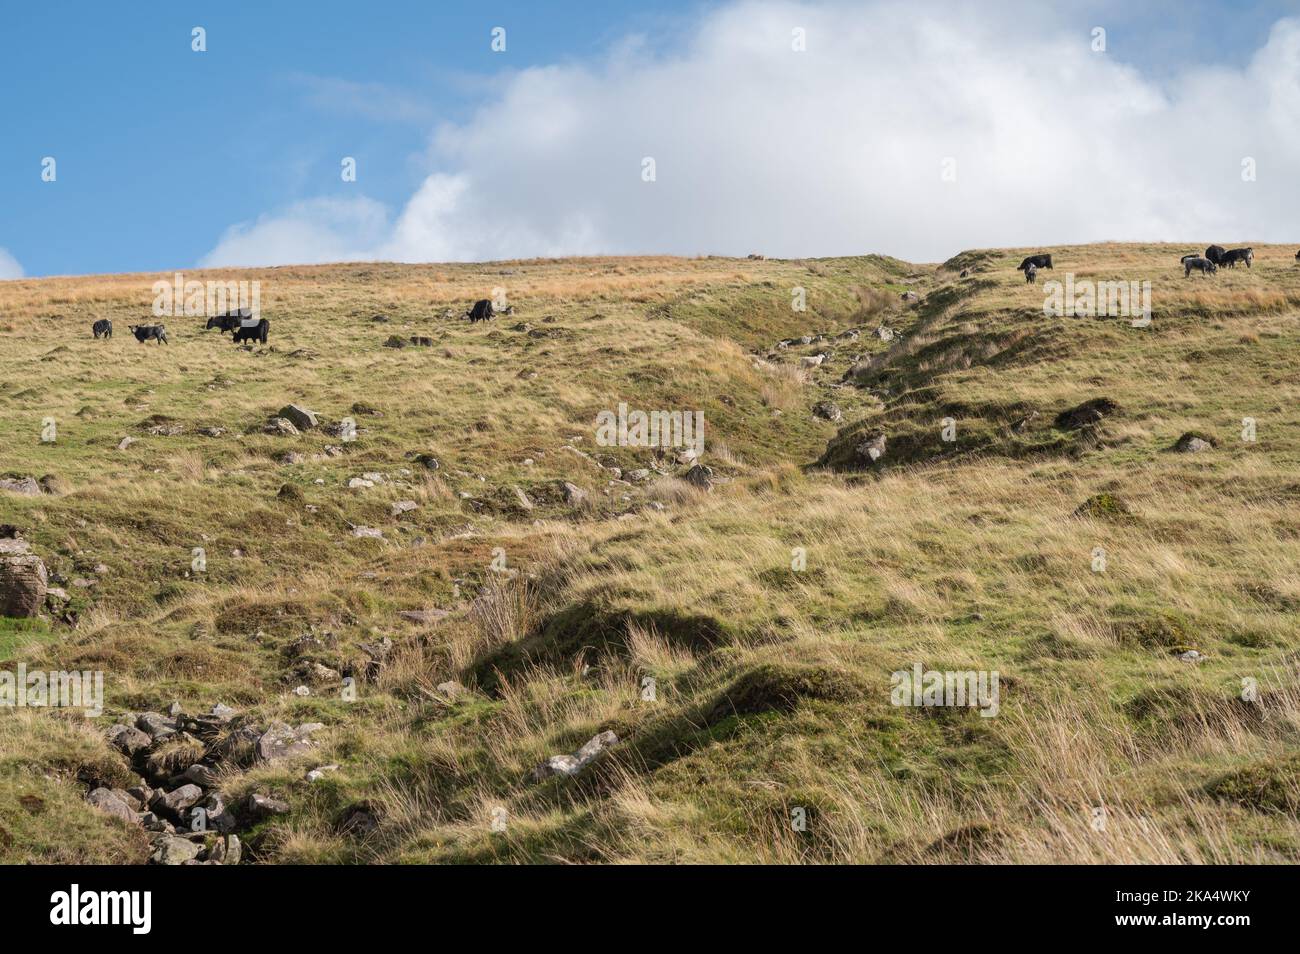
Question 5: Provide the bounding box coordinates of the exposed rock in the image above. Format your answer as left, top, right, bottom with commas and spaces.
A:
1173, 431, 1216, 453
135, 712, 177, 740
533, 730, 618, 781
181, 764, 221, 788
246, 793, 290, 818
435, 680, 467, 702
391, 499, 419, 517
86, 787, 137, 824
150, 784, 204, 820
812, 401, 843, 423
0, 537, 47, 617
0, 476, 44, 496
350, 525, 384, 539
278, 404, 319, 431
263, 417, 300, 437
347, 477, 374, 489
683, 463, 715, 490
383, 335, 407, 349
626, 468, 651, 482
107, 723, 152, 756
149, 834, 202, 865
255, 721, 323, 764
561, 481, 588, 505
1054, 397, 1118, 430
512, 487, 534, 511
306, 764, 340, 783
412, 453, 440, 471
208, 833, 241, 864
848, 433, 885, 465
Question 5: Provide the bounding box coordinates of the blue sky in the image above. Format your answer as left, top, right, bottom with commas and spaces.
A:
2, 0, 1298, 277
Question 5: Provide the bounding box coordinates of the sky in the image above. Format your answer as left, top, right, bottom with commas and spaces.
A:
1, 0, 1298, 278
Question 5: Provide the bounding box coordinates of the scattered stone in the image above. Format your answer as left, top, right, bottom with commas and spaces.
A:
107, 724, 152, 756
348, 477, 374, 489
683, 463, 715, 490
350, 525, 384, 540
561, 481, 588, 505
533, 730, 618, 781
150, 784, 204, 820
812, 401, 843, 422
86, 787, 137, 824
391, 499, 419, 517
255, 721, 323, 764
1177, 649, 1204, 662
412, 454, 439, 471
278, 451, 305, 466
1055, 398, 1119, 430
292, 685, 311, 697
263, 417, 299, 437
278, 404, 319, 431
383, 335, 407, 349
1173, 431, 1216, 453
855, 433, 887, 464
1, 476, 43, 495
181, 764, 221, 788
626, 468, 651, 482
135, 712, 177, 741
0, 537, 47, 617
209, 833, 241, 865
246, 793, 290, 818
149, 834, 202, 865
306, 765, 340, 783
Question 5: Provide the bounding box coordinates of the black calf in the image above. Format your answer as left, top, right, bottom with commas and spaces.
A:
129, 324, 168, 344
92, 319, 113, 339
232, 318, 269, 344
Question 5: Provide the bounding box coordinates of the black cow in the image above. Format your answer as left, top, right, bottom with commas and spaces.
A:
465, 299, 514, 323
1204, 245, 1226, 265
206, 308, 253, 331
129, 324, 168, 344
1024, 263, 1037, 284
1295, 249, 1300, 261
92, 319, 112, 339
232, 318, 269, 344
1184, 257, 1217, 277
1017, 254, 1052, 271
1180, 254, 1200, 264
1221, 247, 1253, 269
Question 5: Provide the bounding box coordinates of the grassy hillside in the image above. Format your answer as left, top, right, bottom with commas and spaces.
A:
2, 245, 1298, 863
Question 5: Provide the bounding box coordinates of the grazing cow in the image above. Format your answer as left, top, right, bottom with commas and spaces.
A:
1184, 257, 1217, 278
206, 308, 253, 332
1017, 254, 1053, 272
1221, 247, 1254, 269
129, 324, 168, 344
232, 318, 269, 345
1295, 249, 1300, 261
1180, 254, 1200, 264
1025, 263, 1037, 284
465, 299, 514, 323
92, 319, 112, 339
1204, 245, 1226, 265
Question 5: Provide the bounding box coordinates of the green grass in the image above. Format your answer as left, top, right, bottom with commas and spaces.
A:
1, 245, 1299, 863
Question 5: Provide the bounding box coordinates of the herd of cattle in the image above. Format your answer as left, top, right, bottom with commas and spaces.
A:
1017, 246, 1300, 283
90, 298, 514, 344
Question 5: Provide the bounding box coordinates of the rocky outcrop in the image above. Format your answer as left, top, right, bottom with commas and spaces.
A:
533, 730, 618, 782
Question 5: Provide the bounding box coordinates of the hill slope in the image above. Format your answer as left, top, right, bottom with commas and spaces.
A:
2, 245, 1299, 864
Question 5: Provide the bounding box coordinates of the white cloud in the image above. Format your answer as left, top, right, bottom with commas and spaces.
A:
0, 248, 24, 280
202, 1, 1300, 266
